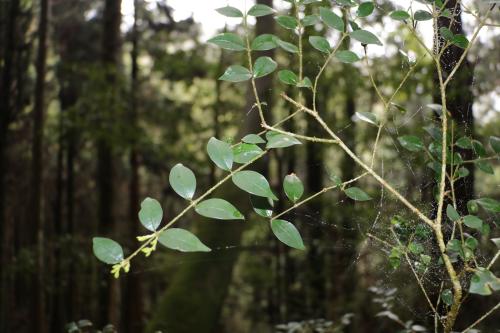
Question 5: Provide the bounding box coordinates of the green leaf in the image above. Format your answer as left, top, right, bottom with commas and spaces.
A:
467, 200, 479, 214
335, 50, 360, 63
253, 56, 277, 78
476, 198, 500, 213
215, 6, 243, 18
169, 163, 196, 200
390, 10, 410, 21
283, 174, 304, 203
490, 136, 500, 153
297, 77, 312, 89
344, 187, 372, 201
242, 134, 265, 144
251, 34, 278, 51
456, 167, 469, 179
452, 34, 469, 49
447, 239, 462, 253
446, 204, 460, 222
195, 198, 244, 220
247, 4, 275, 17
271, 219, 305, 250
309, 36, 330, 53
250, 195, 274, 218
469, 268, 500, 296
350, 29, 382, 45
92, 237, 124, 264
319, 7, 344, 31
463, 215, 483, 230
408, 242, 424, 255
302, 14, 320, 26
266, 131, 301, 149
275, 15, 298, 29
491, 238, 500, 249
277, 39, 299, 53
414, 10, 432, 21
455, 136, 473, 149
398, 135, 424, 152
138, 197, 163, 231
208, 33, 246, 51
465, 237, 478, 251
278, 70, 298, 85
207, 137, 233, 171
233, 143, 263, 164
158, 228, 211, 252
439, 27, 454, 42
355, 111, 378, 125
232, 170, 278, 200
219, 65, 252, 82
472, 140, 487, 157
357, 2, 374, 17
476, 160, 494, 174
441, 289, 453, 306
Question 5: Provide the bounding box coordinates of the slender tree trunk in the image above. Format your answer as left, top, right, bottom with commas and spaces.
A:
98, 0, 122, 327
31, 0, 50, 332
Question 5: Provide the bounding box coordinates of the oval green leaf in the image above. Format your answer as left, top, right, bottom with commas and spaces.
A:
250, 195, 274, 218
489, 136, 500, 153
344, 187, 372, 201
284, 173, 304, 203
350, 29, 382, 46
92, 237, 124, 264
335, 50, 360, 63
158, 228, 211, 252
247, 4, 275, 17
476, 198, 500, 213
207, 137, 233, 171
266, 131, 302, 149
277, 39, 299, 53
355, 111, 378, 125
271, 219, 305, 250
390, 10, 410, 21
414, 10, 432, 21
195, 198, 244, 220
275, 15, 298, 30
232, 170, 278, 200
463, 215, 483, 230
253, 56, 277, 78
309, 36, 331, 53
138, 197, 163, 231
446, 204, 460, 222
233, 143, 263, 164
278, 70, 298, 85
398, 135, 424, 152
215, 6, 243, 18
169, 163, 196, 200
242, 134, 265, 144
251, 34, 278, 51
219, 65, 252, 82
208, 33, 246, 51
319, 7, 344, 31
357, 2, 374, 17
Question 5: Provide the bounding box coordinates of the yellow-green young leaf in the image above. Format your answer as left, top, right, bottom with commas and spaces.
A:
319, 7, 344, 31
242, 134, 265, 144
207, 137, 233, 171
251, 34, 278, 51
344, 187, 372, 201
357, 2, 374, 17
92, 237, 124, 264
232, 143, 263, 164
266, 131, 301, 149
232, 170, 278, 200
490, 136, 500, 153
446, 204, 460, 222
208, 33, 246, 51
278, 70, 298, 85
247, 4, 275, 17
350, 29, 382, 46
463, 215, 483, 230
277, 39, 299, 53
390, 10, 410, 21
355, 111, 378, 125
476, 198, 500, 213
158, 228, 211, 252
169, 163, 196, 200
398, 135, 424, 152
414, 10, 432, 21
253, 56, 277, 78
219, 65, 252, 82
215, 6, 243, 18
309, 36, 331, 53
335, 50, 360, 63
271, 219, 305, 250
275, 15, 298, 29
250, 195, 274, 218
469, 268, 500, 296
195, 198, 244, 220
283, 174, 304, 203
138, 197, 163, 231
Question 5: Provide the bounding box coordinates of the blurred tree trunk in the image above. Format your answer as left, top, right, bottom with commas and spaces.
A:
0, 1, 20, 331
98, 0, 122, 327
147, 1, 274, 332
123, 1, 144, 332
31, 0, 50, 332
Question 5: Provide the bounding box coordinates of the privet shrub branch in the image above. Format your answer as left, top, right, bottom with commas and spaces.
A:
92, 1, 499, 332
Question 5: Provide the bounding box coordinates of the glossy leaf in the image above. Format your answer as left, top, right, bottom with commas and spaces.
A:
169, 163, 196, 200
251, 34, 278, 51
398, 135, 424, 152
266, 131, 301, 149
233, 143, 263, 164
277, 39, 299, 53
275, 15, 298, 29
319, 7, 344, 31
207, 137, 233, 171
335, 50, 360, 63
242, 134, 265, 144
271, 219, 305, 250
248, 4, 275, 17
309, 36, 330, 53
215, 6, 243, 18
253, 56, 277, 78
350, 29, 382, 46
345, 187, 372, 201
463, 215, 483, 230
158, 228, 211, 252
219, 65, 252, 82
232, 170, 278, 200
93, 237, 124, 264
250, 195, 274, 218
195, 198, 244, 220
390, 10, 410, 21
455, 136, 473, 149
356, 111, 378, 125
138, 197, 163, 231
278, 70, 298, 85
208, 33, 246, 51
357, 2, 374, 17
446, 204, 460, 222
283, 174, 304, 203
